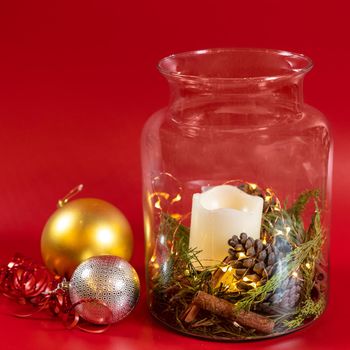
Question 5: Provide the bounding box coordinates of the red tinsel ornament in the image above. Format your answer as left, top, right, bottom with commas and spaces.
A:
0, 254, 110, 333
0, 253, 60, 304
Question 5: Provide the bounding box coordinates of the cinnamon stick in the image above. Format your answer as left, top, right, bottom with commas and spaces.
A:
192, 291, 275, 334
182, 302, 199, 322
183, 256, 232, 323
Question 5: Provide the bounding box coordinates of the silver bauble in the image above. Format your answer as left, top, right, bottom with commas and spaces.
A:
69, 255, 140, 324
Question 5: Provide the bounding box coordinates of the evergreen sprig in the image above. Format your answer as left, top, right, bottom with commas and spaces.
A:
283, 296, 326, 329
287, 189, 319, 224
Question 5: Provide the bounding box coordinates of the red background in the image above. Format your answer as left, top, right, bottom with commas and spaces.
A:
0, 1, 349, 349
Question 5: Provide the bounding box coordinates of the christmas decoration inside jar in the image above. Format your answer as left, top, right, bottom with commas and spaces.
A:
146, 180, 328, 340
142, 49, 331, 340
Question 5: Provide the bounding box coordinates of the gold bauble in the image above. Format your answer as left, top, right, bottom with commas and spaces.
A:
41, 198, 133, 278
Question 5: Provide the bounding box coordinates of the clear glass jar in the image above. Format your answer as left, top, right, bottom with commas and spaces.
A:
141, 48, 332, 341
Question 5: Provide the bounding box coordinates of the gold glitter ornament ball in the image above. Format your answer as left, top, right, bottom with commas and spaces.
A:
41, 198, 133, 278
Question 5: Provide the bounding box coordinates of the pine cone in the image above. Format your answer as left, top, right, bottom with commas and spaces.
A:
258, 235, 302, 313
272, 235, 292, 254
257, 274, 303, 314
227, 232, 302, 312
227, 232, 284, 291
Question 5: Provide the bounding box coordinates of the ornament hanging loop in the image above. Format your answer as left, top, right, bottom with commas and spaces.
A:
42, 278, 70, 295
58, 184, 84, 208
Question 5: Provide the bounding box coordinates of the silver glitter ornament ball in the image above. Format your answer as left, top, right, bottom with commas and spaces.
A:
69, 255, 140, 324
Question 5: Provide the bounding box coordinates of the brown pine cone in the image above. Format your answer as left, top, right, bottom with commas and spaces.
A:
227, 232, 302, 313
227, 232, 284, 291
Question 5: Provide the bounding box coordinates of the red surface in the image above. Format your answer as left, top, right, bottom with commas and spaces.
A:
0, 1, 349, 349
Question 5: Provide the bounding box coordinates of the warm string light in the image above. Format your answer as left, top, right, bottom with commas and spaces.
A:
238, 252, 247, 260
150, 172, 183, 214
147, 187, 184, 267
217, 263, 260, 292
170, 213, 182, 221
148, 192, 170, 209
148, 191, 182, 218
171, 194, 182, 204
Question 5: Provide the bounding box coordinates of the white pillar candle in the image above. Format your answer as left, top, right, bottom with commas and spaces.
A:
189, 185, 263, 265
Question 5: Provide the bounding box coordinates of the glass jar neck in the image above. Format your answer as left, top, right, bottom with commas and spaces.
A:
158, 49, 312, 120
166, 75, 305, 116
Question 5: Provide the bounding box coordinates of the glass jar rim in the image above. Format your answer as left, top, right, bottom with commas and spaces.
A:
158, 48, 313, 83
